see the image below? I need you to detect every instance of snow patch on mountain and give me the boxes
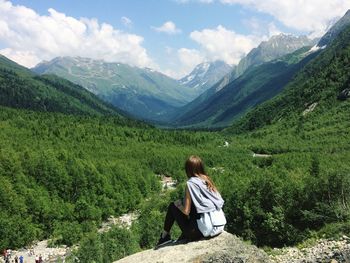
[179,60,233,95]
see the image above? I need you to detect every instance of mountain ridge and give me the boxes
[234,33,317,78]
[33,56,197,121]
[0,55,126,117]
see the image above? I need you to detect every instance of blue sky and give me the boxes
[1,0,350,78]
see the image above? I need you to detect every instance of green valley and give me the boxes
[0,4,350,263]
[1,24,350,254]
[0,86,349,260]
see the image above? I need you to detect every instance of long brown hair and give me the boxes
[185,155,217,192]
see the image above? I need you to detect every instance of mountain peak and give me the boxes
[269,33,293,39]
[260,34,313,49]
[179,60,233,94]
[317,9,350,47]
[234,33,316,77]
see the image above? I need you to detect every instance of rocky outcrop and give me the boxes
[114,231,269,263]
[302,102,318,116]
[114,231,350,263]
[338,88,350,100]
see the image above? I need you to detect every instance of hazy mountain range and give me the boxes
[31,33,316,124]
[33,57,197,121]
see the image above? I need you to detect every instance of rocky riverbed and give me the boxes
[98,212,139,233]
[269,236,350,263]
[0,240,70,263]
[1,212,138,263]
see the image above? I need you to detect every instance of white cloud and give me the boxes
[175,0,350,37]
[155,47,204,79]
[220,0,350,37]
[190,25,262,65]
[0,48,40,67]
[160,25,265,79]
[121,16,132,27]
[243,17,282,37]
[267,22,282,38]
[0,0,155,68]
[152,21,181,34]
[177,48,204,73]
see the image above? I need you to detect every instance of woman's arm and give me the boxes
[175,186,191,216]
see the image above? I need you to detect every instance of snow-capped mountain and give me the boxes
[317,9,350,47]
[179,60,233,95]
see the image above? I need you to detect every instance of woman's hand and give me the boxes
[174,199,182,208]
[173,187,192,216]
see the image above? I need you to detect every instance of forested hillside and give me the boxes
[0,106,222,251]
[0,55,125,117]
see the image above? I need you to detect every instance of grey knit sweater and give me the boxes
[186,176,224,214]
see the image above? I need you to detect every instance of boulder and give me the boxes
[114,231,269,263]
[337,88,350,100]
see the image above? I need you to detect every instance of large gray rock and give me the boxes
[338,88,350,100]
[114,231,269,263]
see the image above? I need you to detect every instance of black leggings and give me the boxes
[163,202,203,241]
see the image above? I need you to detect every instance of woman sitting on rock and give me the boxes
[156,155,225,247]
